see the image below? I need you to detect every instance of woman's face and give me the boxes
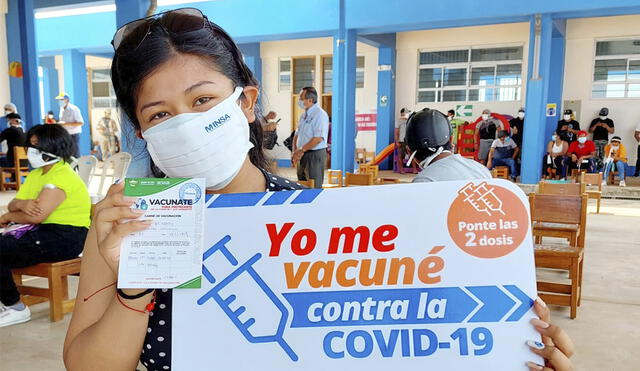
[29,135,38,147]
[135,53,258,134]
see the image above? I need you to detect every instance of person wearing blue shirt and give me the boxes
[292,87,330,188]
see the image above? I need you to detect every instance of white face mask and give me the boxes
[552,135,557,141]
[517,112,525,119]
[600,116,607,120]
[297,100,305,109]
[58,100,66,108]
[142,87,254,190]
[611,144,619,149]
[482,114,489,121]
[578,137,587,144]
[447,116,453,122]
[563,115,571,121]
[27,147,60,168]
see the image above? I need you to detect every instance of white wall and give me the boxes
[395,22,530,119]
[563,15,640,166]
[0,0,11,107]
[260,37,379,162]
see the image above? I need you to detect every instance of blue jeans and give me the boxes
[492,158,518,178]
[603,160,626,181]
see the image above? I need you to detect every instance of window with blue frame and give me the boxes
[592,38,640,98]
[417,46,523,103]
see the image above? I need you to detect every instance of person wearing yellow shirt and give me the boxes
[602,136,628,187]
[0,124,90,327]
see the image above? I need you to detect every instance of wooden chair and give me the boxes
[530,192,586,247]
[529,193,588,319]
[364,151,376,164]
[298,179,315,188]
[378,177,401,185]
[579,172,603,213]
[345,172,374,186]
[491,166,509,179]
[0,146,29,191]
[355,148,367,164]
[570,169,587,182]
[607,170,619,185]
[323,170,343,188]
[12,258,82,322]
[538,181,585,196]
[359,164,379,179]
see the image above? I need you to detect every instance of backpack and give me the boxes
[263,130,278,150]
[283,130,295,152]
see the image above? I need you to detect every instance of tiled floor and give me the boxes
[1,176,639,370]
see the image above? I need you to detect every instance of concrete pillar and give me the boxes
[39,56,59,117]
[521,15,565,184]
[374,35,396,170]
[115,0,151,176]
[239,43,262,84]
[60,49,90,156]
[331,29,357,173]
[6,0,40,128]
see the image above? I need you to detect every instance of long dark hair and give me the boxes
[110,14,268,176]
[25,124,76,164]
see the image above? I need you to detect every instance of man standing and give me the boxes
[557,109,580,143]
[56,93,84,158]
[475,108,504,165]
[509,107,525,149]
[0,113,26,167]
[395,108,411,159]
[589,107,615,169]
[97,109,119,158]
[292,87,329,188]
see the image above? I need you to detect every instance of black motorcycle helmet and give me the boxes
[405,108,452,161]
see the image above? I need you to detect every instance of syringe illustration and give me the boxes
[458,181,506,216]
[197,235,299,362]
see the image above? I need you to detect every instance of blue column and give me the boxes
[374,35,396,170]
[6,0,40,128]
[331,30,357,173]
[39,56,60,116]
[521,15,565,184]
[115,0,151,176]
[60,50,90,156]
[239,43,262,84]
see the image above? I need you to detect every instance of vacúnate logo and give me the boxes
[149,198,193,206]
[447,182,528,259]
[204,113,231,133]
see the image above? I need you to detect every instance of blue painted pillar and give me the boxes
[115,0,150,176]
[375,35,396,170]
[521,15,565,184]
[239,43,262,85]
[61,50,91,156]
[331,30,357,173]
[6,0,40,128]
[39,56,60,116]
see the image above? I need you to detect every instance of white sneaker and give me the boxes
[620,180,626,187]
[0,305,31,328]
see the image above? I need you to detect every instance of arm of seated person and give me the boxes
[1,186,66,225]
[512,146,520,159]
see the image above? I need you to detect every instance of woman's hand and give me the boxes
[526,298,574,371]
[0,213,10,228]
[93,181,153,275]
[21,199,43,217]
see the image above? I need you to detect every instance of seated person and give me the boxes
[487,130,519,181]
[543,131,568,180]
[567,130,596,174]
[602,136,627,187]
[0,124,91,328]
[0,113,27,167]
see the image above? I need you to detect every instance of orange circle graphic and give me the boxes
[447,182,528,259]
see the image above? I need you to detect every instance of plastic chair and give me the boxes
[95,152,132,200]
[75,155,98,186]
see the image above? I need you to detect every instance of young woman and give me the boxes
[543,131,568,180]
[0,124,90,327]
[63,9,573,371]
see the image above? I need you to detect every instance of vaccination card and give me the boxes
[118,178,205,289]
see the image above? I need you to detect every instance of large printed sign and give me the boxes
[173,180,542,370]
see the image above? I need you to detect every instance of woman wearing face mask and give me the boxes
[64,9,304,371]
[602,136,627,187]
[543,131,568,180]
[0,124,90,328]
[567,130,596,174]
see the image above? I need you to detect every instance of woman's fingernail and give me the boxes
[531,318,550,329]
[526,361,544,370]
[114,178,122,185]
[536,296,547,308]
[527,340,546,350]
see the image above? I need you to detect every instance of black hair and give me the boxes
[111,14,269,176]
[301,86,318,104]
[414,142,452,163]
[400,108,409,114]
[447,109,455,116]
[6,113,20,120]
[25,124,75,164]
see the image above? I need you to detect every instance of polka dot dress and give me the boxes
[139,170,304,370]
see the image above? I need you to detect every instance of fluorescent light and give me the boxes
[35,3,116,19]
